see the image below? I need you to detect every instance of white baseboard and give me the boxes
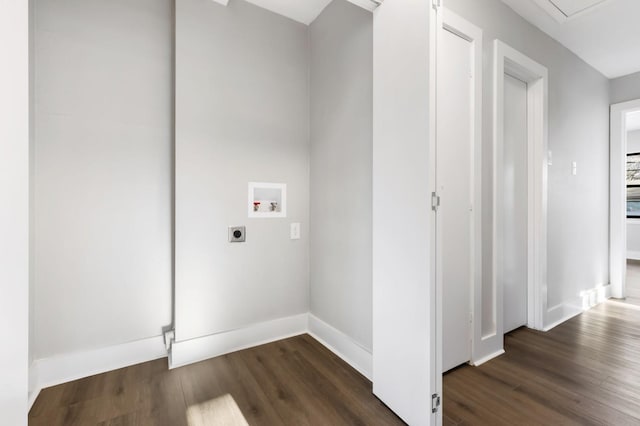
[471,349,505,367]
[30,335,167,406]
[28,312,373,410]
[307,314,372,380]
[28,364,40,411]
[169,313,308,369]
[628,251,640,260]
[543,284,611,331]
[543,303,583,332]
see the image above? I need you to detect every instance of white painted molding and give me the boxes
[170,313,308,368]
[471,349,505,367]
[628,251,640,261]
[543,284,611,331]
[543,303,583,332]
[493,40,549,344]
[28,364,40,411]
[346,0,378,12]
[307,314,372,380]
[30,335,167,407]
[28,313,374,412]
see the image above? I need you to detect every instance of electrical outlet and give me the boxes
[229,226,246,243]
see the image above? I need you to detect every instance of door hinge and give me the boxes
[432,0,441,10]
[164,329,175,351]
[431,192,440,211]
[432,393,441,413]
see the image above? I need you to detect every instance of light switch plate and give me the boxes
[290,223,300,240]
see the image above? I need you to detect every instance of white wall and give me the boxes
[309,0,373,352]
[33,0,173,359]
[611,71,640,105]
[0,0,30,423]
[446,0,610,316]
[175,0,310,343]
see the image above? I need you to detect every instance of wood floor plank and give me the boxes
[31,336,402,426]
[31,299,640,425]
[444,300,640,425]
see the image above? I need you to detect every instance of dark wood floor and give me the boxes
[444,299,640,425]
[29,334,405,425]
[30,299,640,425]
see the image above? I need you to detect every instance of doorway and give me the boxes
[502,73,529,333]
[610,99,640,301]
[437,10,483,373]
[493,40,548,342]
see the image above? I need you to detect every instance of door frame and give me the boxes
[436,9,483,369]
[610,99,640,299]
[493,41,548,348]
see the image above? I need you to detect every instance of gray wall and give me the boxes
[175,0,310,342]
[309,0,373,351]
[33,0,173,358]
[446,0,610,313]
[611,71,640,105]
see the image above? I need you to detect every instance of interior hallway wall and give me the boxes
[309,0,373,351]
[32,0,174,359]
[174,0,310,342]
[446,0,610,326]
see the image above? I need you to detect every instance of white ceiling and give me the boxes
[627,111,640,132]
[219,0,375,25]
[243,0,331,25]
[501,0,640,79]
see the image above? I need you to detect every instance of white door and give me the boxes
[502,73,528,334]
[438,26,473,373]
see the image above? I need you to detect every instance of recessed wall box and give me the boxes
[248,182,287,218]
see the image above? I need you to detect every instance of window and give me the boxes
[627,153,640,218]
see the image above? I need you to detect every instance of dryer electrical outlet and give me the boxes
[228,226,246,243]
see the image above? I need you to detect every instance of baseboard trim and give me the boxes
[29,313,373,407]
[471,349,505,367]
[543,304,583,332]
[307,314,372,380]
[28,365,41,411]
[628,251,640,260]
[169,313,308,369]
[31,335,167,401]
[543,284,611,331]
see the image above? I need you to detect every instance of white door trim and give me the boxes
[430,3,442,425]
[438,8,484,368]
[610,98,640,299]
[493,41,548,347]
